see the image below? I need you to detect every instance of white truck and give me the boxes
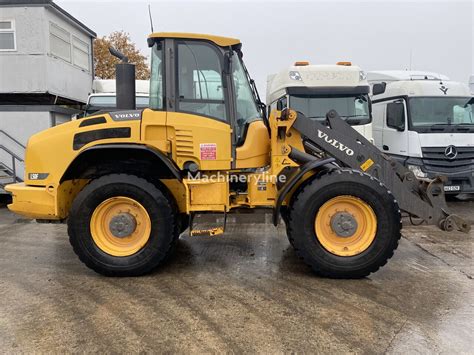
[267,62,373,141]
[81,80,150,117]
[369,71,474,194]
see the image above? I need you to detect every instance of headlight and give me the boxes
[359,71,367,81]
[407,165,427,178]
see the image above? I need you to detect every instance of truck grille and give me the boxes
[422,147,474,174]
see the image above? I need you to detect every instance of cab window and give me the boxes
[150,42,164,110]
[177,41,227,121]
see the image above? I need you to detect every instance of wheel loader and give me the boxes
[5,33,470,278]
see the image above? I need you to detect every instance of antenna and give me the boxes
[409,49,413,70]
[148,4,154,33]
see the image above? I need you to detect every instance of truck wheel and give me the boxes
[68,174,177,276]
[287,169,401,278]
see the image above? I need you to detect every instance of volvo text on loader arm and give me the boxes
[5,33,470,278]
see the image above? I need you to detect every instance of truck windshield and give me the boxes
[409,97,474,127]
[289,94,371,125]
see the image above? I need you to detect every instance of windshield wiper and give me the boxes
[428,123,448,131]
[239,54,266,119]
[454,124,474,131]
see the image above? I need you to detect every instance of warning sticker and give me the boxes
[360,158,374,172]
[200,143,217,160]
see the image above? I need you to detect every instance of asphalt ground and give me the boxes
[0,198,472,353]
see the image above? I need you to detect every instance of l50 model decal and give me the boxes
[317,130,354,156]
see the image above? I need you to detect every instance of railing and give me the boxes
[0,145,24,183]
[0,130,26,149]
[0,130,25,184]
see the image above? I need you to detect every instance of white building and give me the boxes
[0,0,96,191]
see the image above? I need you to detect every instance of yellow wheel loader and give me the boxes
[5,33,470,278]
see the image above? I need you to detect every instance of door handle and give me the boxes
[383,145,389,151]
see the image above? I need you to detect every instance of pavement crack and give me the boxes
[384,318,408,353]
[402,235,473,280]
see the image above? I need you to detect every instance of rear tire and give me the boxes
[68,174,177,276]
[287,169,401,278]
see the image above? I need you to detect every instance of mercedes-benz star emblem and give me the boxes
[444,145,457,159]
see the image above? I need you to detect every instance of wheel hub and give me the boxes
[330,212,358,237]
[109,213,137,238]
[314,195,377,257]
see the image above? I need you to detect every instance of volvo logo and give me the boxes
[444,145,457,159]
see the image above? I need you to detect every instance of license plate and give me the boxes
[444,185,461,192]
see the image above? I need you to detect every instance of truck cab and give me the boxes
[267,62,373,141]
[369,71,474,194]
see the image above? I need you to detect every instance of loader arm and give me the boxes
[290,109,470,233]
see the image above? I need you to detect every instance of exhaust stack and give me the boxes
[109,47,136,110]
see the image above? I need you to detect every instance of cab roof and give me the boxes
[266,64,367,104]
[148,32,240,47]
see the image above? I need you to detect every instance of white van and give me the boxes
[267,62,373,141]
[369,71,474,194]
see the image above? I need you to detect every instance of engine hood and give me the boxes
[24,110,143,186]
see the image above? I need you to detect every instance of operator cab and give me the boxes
[147,33,269,169]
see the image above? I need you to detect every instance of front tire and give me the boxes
[68,174,177,276]
[287,169,401,278]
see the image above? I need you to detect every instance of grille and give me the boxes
[422,147,474,174]
[175,129,194,159]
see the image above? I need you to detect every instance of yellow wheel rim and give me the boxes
[90,196,152,257]
[315,195,377,257]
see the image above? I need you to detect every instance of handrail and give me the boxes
[0,144,24,183]
[0,145,24,162]
[0,130,26,149]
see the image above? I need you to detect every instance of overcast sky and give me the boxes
[57,0,473,96]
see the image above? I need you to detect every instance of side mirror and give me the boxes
[372,82,386,95]
[386,102,405,131]
[276,97,287,111]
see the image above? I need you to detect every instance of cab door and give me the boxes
[166,40,232,171]
[231,53,270,169]
[381,98,409,157]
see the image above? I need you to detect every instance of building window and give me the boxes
[50,22,71,62]
[72,36,90,71]
[0,20,16,51]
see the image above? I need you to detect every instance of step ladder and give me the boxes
[189,212,227,237]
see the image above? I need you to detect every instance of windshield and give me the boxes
[88,95,150,108]
[232,54,262,142]
[409,97,474,127]
[289,94,371,125]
